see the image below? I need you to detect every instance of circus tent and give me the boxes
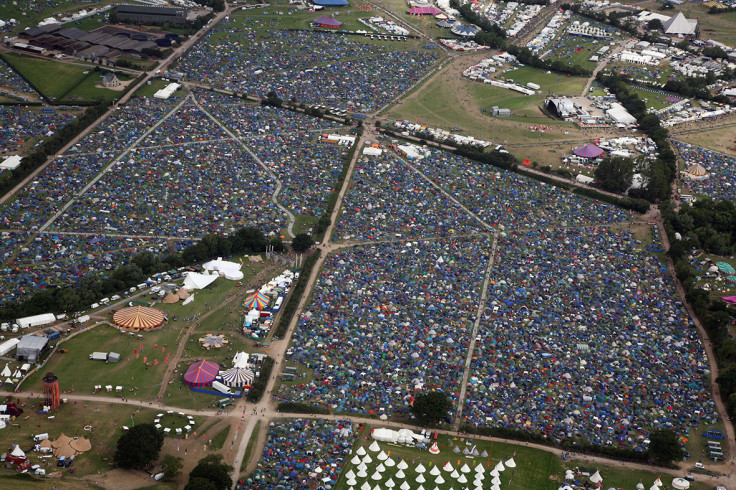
[184,360,220,388]
[113,306,166,331]
[573,143,604,159]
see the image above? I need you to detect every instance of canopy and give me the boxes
[573,144,604,159]
[182,271,218,290]
[723,296,736,304]
[313,0,349,5]
[315,16,342,28]
[202,258,243,280]
[184,360,220,387]
[686,163,707,178]
[717,262,736,274]
[408,6,442,15]
[244,291,269,310]
[201,335,226,349]
[52,434,73,448]
[113,306,165,331]
[220,367,254,388]
[70,437,92,453]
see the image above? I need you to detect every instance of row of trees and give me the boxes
[663,200,736,418]
[0,227,282,322]
[596,73,675,202]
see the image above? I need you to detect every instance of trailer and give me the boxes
[211,380,232,395]
[89,352,108,361]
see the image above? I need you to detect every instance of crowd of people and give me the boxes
[0,105,76,157]
[276,237,492,416]
[175,16,437,112]
[249,418,355,489]
[675,140,736,201]
[462,226,717,447]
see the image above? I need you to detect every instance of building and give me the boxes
[101,73,120,88]
[116,5,188,25]
[16,335,49,363]
[491,106,511,116]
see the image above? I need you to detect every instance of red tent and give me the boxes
[408,6,442,15]
[184,360,219,388]
[522,158,531,166]
[314,16,342,28]
[573,143,604,159]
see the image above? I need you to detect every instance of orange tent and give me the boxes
[522,158,531,166]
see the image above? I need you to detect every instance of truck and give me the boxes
[99,298,110,306]
[89,352,107,361]
[211,380,232,395]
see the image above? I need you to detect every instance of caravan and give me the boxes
[211,381,232,395]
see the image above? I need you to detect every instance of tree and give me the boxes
[647,429,683,464]
[594,156,634,193]
[188,454,233,490]
[411,391,452,426]
[291,233,314,253]
[647,19,664,31]
[115,424,164,469]
[184,477,218,490]
[161,454,184,480]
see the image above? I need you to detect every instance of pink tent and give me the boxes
[723,296,736,304]
[408,6,442,15]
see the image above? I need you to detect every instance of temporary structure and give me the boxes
[243,291,269,310]
[314,16,342,29]
[202,258,243,280]
[200,335,226,350]
[220,367,254,388]
[184,361,219,388]
[113,306,165,331]
[182,271,218,290]
[573,143,604,159]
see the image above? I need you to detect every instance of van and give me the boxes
[33,433,49,442]
[129,287,137,293]
[111,295,121,301]
[1,323,8,332]
[100,298,109,305]
[151,286,161,294]
[695,462,704,469]
[90,303,99,309]
[137,283,147,290]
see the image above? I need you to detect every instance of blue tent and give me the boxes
[313,0,348,5]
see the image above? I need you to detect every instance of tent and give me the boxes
[52,434,73,449]
[314,16,342,28]
[522,158,531,166]
[663,12,697,36]
[717,262,736,274]
[451,24,479,37]
[70,437,92,453]
[182,271,218,290]
[573,144,604,159]
[162,292,179,304]
[723,296,736,304]
[201,335,226,350]
[113,306,165,331]
[220,367,254,388]
[184,360,220,388]
[202,258,243,281]
[408,6,442,15]
[183,271,218,290]
[313,0,349,5]
[243,291,269,310]
[685,163,707,179]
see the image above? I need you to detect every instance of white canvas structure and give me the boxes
[203,257,243,280]
[0,155,22,170]
[154,83,180,99]
[663,12,697,36]
[182,271,218,290]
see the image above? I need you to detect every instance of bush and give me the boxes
[272,249,322,338]
[277,402,331,414]
[247,357,274,402]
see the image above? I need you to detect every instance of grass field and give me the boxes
[1,53,89,100]
[24,323,182,400]
[0,1,117,33]
[0,400,161,476]
[241,420,261,472]
[674,124,736,155]
[208,425,230,450]
[0,53,126,103]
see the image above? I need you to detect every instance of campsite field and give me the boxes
[0,1,117,33]
[0,401,161,476]
[334,428,564,490]
[673,125,736,155]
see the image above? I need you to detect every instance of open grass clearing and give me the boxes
[0,53,89,101]
[0,400,161,477]
[673,124,736,156]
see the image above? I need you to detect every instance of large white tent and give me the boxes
[203,257,244,281]
[182,271,218,290]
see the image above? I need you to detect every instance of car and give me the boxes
[695,462,704,469]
